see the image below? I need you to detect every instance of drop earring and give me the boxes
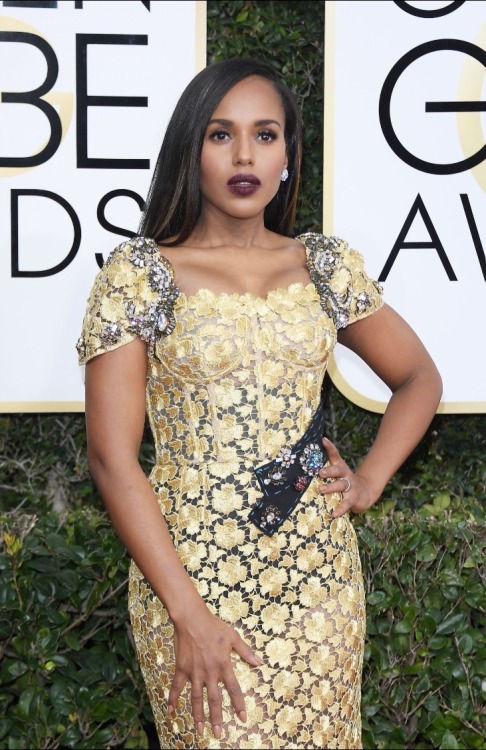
[280,168,289,182]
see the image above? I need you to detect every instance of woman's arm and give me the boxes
[318,303,443,516]
[85,340,261,738]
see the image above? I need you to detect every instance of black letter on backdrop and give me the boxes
[0,32,61,167]
[379,40,486,175]
[76,34,149,169]
[71,1,150,7]
[393,1,465,18]
[95,189,145,267]
[461,194,486,281]
[379,194,457,281]
[3,1,58,7]
[11,190,81,277]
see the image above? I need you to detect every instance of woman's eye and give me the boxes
[209,130,230,142]
[258,130,277,142]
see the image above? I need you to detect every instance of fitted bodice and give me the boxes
[147,282,335,468]
[76,232,383,471]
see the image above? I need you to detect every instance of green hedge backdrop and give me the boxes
[1,2,485,749]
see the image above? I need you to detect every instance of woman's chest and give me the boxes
[151,285,337,382]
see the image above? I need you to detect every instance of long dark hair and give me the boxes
[139,58,302,244]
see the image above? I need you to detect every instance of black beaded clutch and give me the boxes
[249,403,327,536]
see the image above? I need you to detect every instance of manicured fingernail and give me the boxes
[167,704,174,715]
[213,724,221,738]
[238,710,247,722]
[197,721,204,735]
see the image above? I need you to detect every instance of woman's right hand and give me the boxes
[168,608,263,739]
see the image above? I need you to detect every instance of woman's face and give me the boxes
[199,76,288,222]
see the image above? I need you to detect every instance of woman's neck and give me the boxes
[187,211,275,251]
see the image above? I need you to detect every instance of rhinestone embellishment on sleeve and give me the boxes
[301,234,352,329]
[298,232,383,330]
[99,322,123,347]
[123,236,180,350]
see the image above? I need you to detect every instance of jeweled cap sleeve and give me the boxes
[76,236,179,365]
[298,232,384,329]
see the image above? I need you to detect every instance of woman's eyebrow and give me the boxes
[207,118,283,128]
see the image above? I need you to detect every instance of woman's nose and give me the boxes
[232,136,254,166]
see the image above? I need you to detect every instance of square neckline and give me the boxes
[158,235,314,303]
[176,281,316,305]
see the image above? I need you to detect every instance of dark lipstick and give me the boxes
[227,173,261,196]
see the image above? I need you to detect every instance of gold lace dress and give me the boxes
[77,233,383,750]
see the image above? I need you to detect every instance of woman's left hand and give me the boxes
[317,437,377,518]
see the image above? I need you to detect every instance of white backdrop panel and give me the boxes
[0,0,206,411]
[324,0,486,413]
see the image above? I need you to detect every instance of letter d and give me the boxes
[11,190,81,277]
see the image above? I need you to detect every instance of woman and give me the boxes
[77,58,442,749]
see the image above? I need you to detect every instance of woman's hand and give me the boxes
[317,437,378,518]
[168,608,263,739]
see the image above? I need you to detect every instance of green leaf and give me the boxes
[436,613,467,635]
[26,557,57,573]
[416,543,438,562]
[440,730,460,749]
[418,614,437,637]
[450,659,467,681]
[63,632,82,652]
[457,634,474,654]
[0,719,12,741]
[389,682,406,705]
[7,661,29,678]
[391,634,410,655]
[423,693,439,711]
[84,579,111,612]
[58,569,79,594]
[38,628,61,656]
[90,727,115,745]
[17,688,35,720]
[8,736,27,750]
[124,725,149,750]
[91,699,112,721]
[415,673,431,693]
[34,577,56,599]
[357,527,377,548]
[441,585,461,602]
[367,590,387,606]
[394,619,413,634]
[440,569,464,587]
[429,635,449,650]
[101,653,120,683]
[464,582,484,608]
[433,493,451,510]
[405,529,423,550]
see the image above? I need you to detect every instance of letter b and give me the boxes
[0,31,62,167]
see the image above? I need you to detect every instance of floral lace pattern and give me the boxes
[77,233,383,749]
[76,236,179,362]
[301,233,383,329]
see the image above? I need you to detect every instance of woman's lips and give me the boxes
[227,173,261,196]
